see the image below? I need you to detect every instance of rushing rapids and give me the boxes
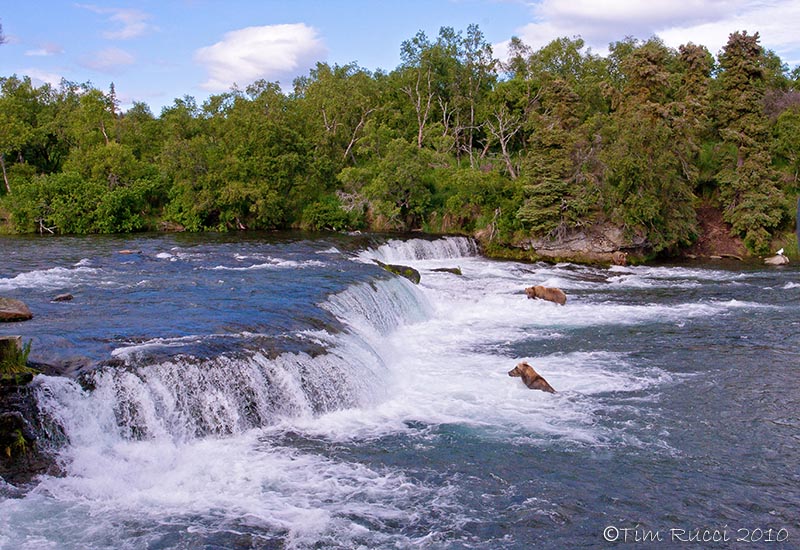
[0,233,798,549]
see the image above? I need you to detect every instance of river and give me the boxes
[0,232,798,549]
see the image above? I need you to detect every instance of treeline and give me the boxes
[1,27,799,255]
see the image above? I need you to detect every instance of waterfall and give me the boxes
[360,236,479,263]
[33,276,431,446]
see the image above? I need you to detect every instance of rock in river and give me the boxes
[0,298,33,322]
[373,260,421,285]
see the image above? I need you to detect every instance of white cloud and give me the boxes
[658,1,800,63]
[23,68,63,87]
[501,0,800,63]
[76,4,156,39]
[81,47,136,72]
[24,43,64,57]
[195,23,326,92]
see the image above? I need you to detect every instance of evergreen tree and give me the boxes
[600,39,697,253]
[713,31,785,253]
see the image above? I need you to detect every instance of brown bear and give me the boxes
[611,250,628,266]
[508,362,556,393]
[524,285,567,305]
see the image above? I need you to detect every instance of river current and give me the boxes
[0,232,798,549]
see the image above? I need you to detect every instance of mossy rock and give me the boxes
[373,260,421,284]
[0,412,34,460]
[431,267,462,275]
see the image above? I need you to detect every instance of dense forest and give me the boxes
[1,26,799,259]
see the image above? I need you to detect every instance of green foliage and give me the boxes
[0,25,797,258]
[713,31,787,253]
[516,177,571,234]
[0,340,32,375]
[434,167,514,232]
[340,138,435,230]
[773,106,800,194]
[5,429,27,458]
[594,38,701,253]
[301,195,362,231]
[517,77,601,238]
[3,171,162,234]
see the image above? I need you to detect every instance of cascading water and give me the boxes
[358,235,479,263]
[34,274,433,447]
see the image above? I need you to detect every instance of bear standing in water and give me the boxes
[508,362,556,393]
[525,285,567,305]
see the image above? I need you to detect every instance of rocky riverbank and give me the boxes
[0,371,63,491]
[0,334,65,493]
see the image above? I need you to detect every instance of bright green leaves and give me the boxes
[339,138,434,230]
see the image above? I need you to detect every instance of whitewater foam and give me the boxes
[2,429,450,549]
[206,258,325,271]
[0,266,101,292]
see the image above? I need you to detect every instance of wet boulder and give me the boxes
[0,298,32,322]
[430,267,462,276]
[374,260,421,285]
[508,362,556,393]
[158,220,186,232]
[52,293,74,302]
[0,375,62,487]
[525,285,567,305]
[764,254,789,265]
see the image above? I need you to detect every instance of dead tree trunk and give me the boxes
[0,154,10,194]
[485,108,522,180]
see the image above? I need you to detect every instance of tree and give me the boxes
[339,138,434,230]
[482,82,525,179]
[517,78,598,236]
[677,43,714,189]
[0,77,42,194]
[294,62,380,166]
[118,101,162,163]
[773,106,800,190]
[442,25,496,166]
[514,37,608,237]
[63,86,116,151]
[599,38,698,253]
[713,31,785,252]
[398,31,437,149]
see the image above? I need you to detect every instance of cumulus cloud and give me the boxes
[500,0,800,63]
[76,4,156,39]
[81,47,136,72]
[23,68,64,87]
[25,42,64,57]
[658,1,800,63]
[195,23,326,92]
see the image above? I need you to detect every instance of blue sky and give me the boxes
[2,1,800,114]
